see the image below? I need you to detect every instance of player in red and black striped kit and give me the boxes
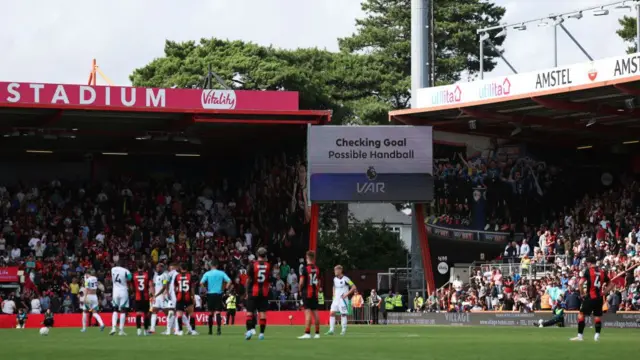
[244,247,271,340]
[133,261,152,336]
[174,263,197,335]
[571,256,614,342]
[298,251,321,339]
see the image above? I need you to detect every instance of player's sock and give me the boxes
[578,320,585,335]
[111,312,118,331]
[190,316,196,331]
[595,318,602,334]
[144,313,150,330]
[136,315,141,329]
[151,313,157,331]
[216,313,222,332]
[315,323,320,334]
[177,316,183,332]
[329,316,336,332]
[93,313,105,326]
[208,314,213,333]
[246,313,254,331]
[182,315,192,332]
[259,318,266,334]
[82,312,88,330]
[305,325,310,334]
[119,313,126,331]
[167,311,175,333]
[341,315,347,332]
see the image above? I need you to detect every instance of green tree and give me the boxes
[616,16,638,53]
[316,219,407,271]
[339,0,506,112]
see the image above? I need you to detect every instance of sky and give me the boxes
[0,0,634,86]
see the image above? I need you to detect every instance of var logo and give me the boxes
[357,182,385,194]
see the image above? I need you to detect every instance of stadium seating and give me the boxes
[0,151,309,314]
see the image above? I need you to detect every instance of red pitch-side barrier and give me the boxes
[0,311,331,329]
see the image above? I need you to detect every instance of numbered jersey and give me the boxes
[111,266,131,292]
[582,267,608,300]
[153,272,168,294]
[248,260,271,297]
[85,276,99,291]
[134,271,150,301]
[333,276,354,300]
[175,272,192,302]
[301,264,320,299]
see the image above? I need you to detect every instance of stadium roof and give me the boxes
[390,52,640,148]
[0,82,331,155]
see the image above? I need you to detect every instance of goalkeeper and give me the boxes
[536,303,565,328]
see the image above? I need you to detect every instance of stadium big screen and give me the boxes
[307,125,433,202]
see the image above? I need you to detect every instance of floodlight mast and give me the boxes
[477,0,640,79]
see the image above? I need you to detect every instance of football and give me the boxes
[39,327,49,336]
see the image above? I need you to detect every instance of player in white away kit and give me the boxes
[110,259,132,336]
[164,263,179,335]
[81,269,105,332]
[150,263,168,334]
[327,265,356,336]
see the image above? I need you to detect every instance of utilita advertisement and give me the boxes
[307,125,434,202]
[416,51,640,109]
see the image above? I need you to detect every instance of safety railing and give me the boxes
[468,255,568,283]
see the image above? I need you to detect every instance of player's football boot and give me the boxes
[570,335,584,341]
[245,330,253,340]
[313,334,320,339]
[594,334,600,342]
[189,330,199,336]
[109,329,117,336]
[176,331,184,336]
[137,329,142,336]
[340,330,346,336]
[80,329,87,333]
[298,334,311,339]
[325,330,334,335]
[118,331,127,336]
[258,333,264,340]
[100,325,105,332]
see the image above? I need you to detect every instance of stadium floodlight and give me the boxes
[586,118,597,127]
[102,152,128,156]
[554,17,565,26]
[26,150,53,154]
[593,7,609,16]
[175,153,200,157]
[495,28,507,38]
[510,127,522,136]
[479,32,490,41]
[623,140,640,144]
[568,11,583,19]
[577,145,593,150]
[513,23,527,31]
[615,2,632,11]
[538,20,549,27]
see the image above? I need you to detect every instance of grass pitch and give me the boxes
[2,325,639,360]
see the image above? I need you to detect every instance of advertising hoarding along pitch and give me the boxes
[308,125,433,202]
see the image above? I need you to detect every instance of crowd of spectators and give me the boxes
[0,150,311,314]
[428,179,640,313]
[432,149,564,233]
